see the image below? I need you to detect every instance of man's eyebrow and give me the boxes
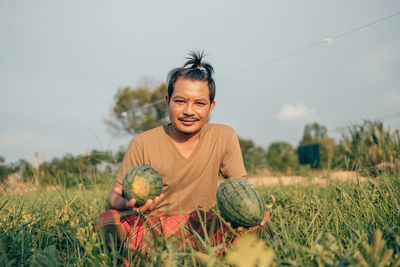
[172,96,186,100]
[172,96,208,102]
[195,98,208,102]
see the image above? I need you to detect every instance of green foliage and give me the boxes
[299,122,339,169]
[238,137,267,175]
[37,149,123,186]
[338,120,400,175]
[104,83,168,136]
[0,156,12,182]
[1,173,399,266]
[0,159,34,182]
[266,142,298,173]
[263,173,400,266]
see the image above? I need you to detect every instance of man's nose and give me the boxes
[183,102,194,115]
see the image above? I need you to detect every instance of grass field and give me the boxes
[1,173,399,266]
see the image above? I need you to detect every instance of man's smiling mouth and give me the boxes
[178,118,199,122]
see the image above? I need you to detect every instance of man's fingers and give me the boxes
[225,221,245,233]
[237,226,245,232]
[113,186,123,195]
[263,211,270,221]
[126,199,136,209]
[155,194,164,204]
[137,199,153,213]
[259,211,270,226]
[149,198,158,210]
[144,194,163,211]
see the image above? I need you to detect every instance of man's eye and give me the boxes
[175,100,185,103]
[196,102,206,106]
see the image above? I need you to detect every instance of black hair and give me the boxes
[167,51,216,104]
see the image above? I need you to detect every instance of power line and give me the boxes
[332,10,400,40]
[220,40,327,81]
[121,10,400,114]
[221,10,400,81]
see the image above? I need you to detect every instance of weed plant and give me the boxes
[0,172,399,266]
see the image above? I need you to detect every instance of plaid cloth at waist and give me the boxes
[94,209,272,254]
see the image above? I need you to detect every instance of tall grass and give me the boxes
[1,172,399,266]
[339,120,400,175]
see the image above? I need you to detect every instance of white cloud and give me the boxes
[276,103,319,121]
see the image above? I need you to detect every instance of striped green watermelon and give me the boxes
[216,178,266,228]
[122,165,163,206]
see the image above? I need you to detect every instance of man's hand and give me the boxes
[260,210,270,227]
[227,210,270,233]
[108,182,164,213]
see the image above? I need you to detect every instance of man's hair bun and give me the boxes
[183,51,214,80]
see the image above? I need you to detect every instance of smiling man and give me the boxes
[95,52,269,254]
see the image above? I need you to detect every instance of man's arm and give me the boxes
[220,127,247,179]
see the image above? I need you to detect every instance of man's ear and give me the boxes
[210,100,215,112]
[164,95,169,109]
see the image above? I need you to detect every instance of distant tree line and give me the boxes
[0,149,125,186]
[2,83,399,184]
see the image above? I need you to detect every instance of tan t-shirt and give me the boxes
[116,123,247,216]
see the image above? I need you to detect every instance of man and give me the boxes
[95,51,270,254]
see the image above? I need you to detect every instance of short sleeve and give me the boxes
[219,130,247,178]
[115,138,144,184]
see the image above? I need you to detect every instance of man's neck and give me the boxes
[168,124,202,144]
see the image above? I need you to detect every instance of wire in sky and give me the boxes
[221,10,400,81]
[332,10,400,40]
[220,40,327,81]
[121,10,400,115]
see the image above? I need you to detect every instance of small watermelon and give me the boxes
[122,165,163,206]
[216,178,266,228]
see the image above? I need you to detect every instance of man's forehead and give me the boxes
[173,79,210,98]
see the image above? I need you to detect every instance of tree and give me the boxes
[238,137,267,174]
[299,122,338,169]
[104,83,168,136]
[266,142,298,173]
[12,159,34,182]
[0,156,12,181]
[300,122,328,145]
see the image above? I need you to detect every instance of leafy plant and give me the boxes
[338,120,400,175]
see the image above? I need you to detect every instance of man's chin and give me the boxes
[177,126,200,136]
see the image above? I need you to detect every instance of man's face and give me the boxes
[165,78,215,136]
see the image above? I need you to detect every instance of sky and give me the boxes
[1,1,399,164]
